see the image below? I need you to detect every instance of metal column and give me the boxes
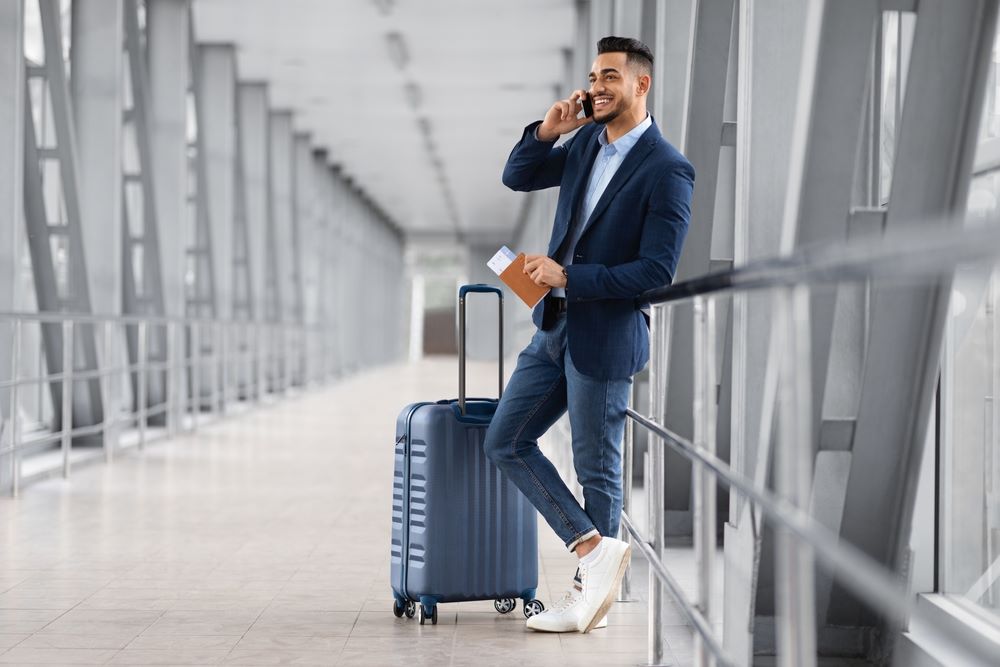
[0,0,25,492]
[70,0,124,441]
[121,0,169,423]
[662,0,738,536]
[23,0,104,434]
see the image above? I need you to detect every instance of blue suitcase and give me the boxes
[390,285,544,625]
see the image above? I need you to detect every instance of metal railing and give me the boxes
[617,219,1000,667]
[0,312,336,496]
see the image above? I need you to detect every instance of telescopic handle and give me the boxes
[458,284,504,415]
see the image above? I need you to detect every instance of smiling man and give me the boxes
[485,36,695,633]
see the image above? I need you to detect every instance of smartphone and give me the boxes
[581,92,594,118]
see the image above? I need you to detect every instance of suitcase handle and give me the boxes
[458,284,504,416]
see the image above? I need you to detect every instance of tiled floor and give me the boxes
[1,359,681,666]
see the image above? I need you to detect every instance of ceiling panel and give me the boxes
[193,0,577,240]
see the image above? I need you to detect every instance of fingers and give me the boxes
[559,100,576,122]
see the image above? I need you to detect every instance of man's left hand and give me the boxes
[523,254,567,288]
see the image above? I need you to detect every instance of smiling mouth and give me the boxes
[593,95,613,110]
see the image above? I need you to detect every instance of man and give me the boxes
[484,36,694,634]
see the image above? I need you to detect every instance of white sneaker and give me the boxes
[575,537,631,633]
[526,571,608,632]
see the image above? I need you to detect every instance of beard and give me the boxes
[593,97,627,125]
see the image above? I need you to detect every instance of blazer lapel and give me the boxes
[550,130,603,255]
[578,123,662,238]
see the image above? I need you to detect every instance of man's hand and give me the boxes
[524,254,567,289]
[536,90,594,142]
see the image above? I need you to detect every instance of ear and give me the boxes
[635,74,651,97]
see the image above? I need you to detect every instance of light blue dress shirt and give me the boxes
[551,113,653,298]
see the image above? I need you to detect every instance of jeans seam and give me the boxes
[510,374,579,537]
[599,378,612,539]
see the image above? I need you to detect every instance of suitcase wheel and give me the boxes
[418,603,438,625]
[392,599,405,618]
[523,599,545,618]
[494,598,517,614]
[404,600,416,619]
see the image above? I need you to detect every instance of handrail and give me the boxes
[639,215,1000,306]
[621,217,1000,666]
[0,310,322,328]
[621,510,738,667]
[1,313,330,495]
[626,408,911,624]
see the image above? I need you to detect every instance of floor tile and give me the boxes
[0,646,118,664]
[106,649,230,665]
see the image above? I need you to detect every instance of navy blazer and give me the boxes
[502,119,694,380]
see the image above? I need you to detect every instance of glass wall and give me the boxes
[941,32,1000,621]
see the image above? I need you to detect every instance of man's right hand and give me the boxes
[536,90,593,142]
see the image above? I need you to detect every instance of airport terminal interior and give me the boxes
[2,0,1000,665]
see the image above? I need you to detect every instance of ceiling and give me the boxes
[192,0,578,242]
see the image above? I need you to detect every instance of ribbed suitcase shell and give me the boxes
[391,398,538,609]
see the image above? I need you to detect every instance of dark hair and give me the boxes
[597,36,653,76]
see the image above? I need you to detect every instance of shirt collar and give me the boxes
[597,112,652,155]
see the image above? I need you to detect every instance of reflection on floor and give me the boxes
[0,358,868,666]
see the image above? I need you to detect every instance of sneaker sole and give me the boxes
[580,544,631,634]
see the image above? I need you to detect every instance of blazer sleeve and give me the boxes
[502,121,578,192]
[564,160,694,301]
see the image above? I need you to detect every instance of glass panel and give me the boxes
[980,28,1000,141]
[943,171,1000,619]
[880,12,915,203]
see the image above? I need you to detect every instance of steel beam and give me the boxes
[26,0,104,433]
[122,0,168,420]
[663,0,737,535]
[655,0,696,143]
[725,3,811,653]
[196,44,236,321]
[70,0,123,319]
[0,0,25,491]
[294,133,314,327]
[268,110,295,325]
[147,0,190,318]
[70,0,124,434]
[237,82,270,325]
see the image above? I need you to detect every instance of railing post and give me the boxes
[648,304,668,666]
[166,321,177,439]
[210,322,220,418]
[137,320,147,450]
[220,322,229,415]
[255,323,264,403]
[102,319,115,462]
[191,321,200,433]
[618,374,636,603]
[775,285,817,667]
[8,319,22,496]
[693,296,718,667]
[61,319,74,478]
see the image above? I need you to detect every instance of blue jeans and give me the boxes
[484,314,631,551]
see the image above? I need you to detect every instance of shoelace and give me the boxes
[550,589,582,612]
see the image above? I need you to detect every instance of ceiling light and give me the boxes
[385,32,409,70]
[404,82,422,109]
[372,0,395,16]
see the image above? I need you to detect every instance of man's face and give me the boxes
[588,52,644,125]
